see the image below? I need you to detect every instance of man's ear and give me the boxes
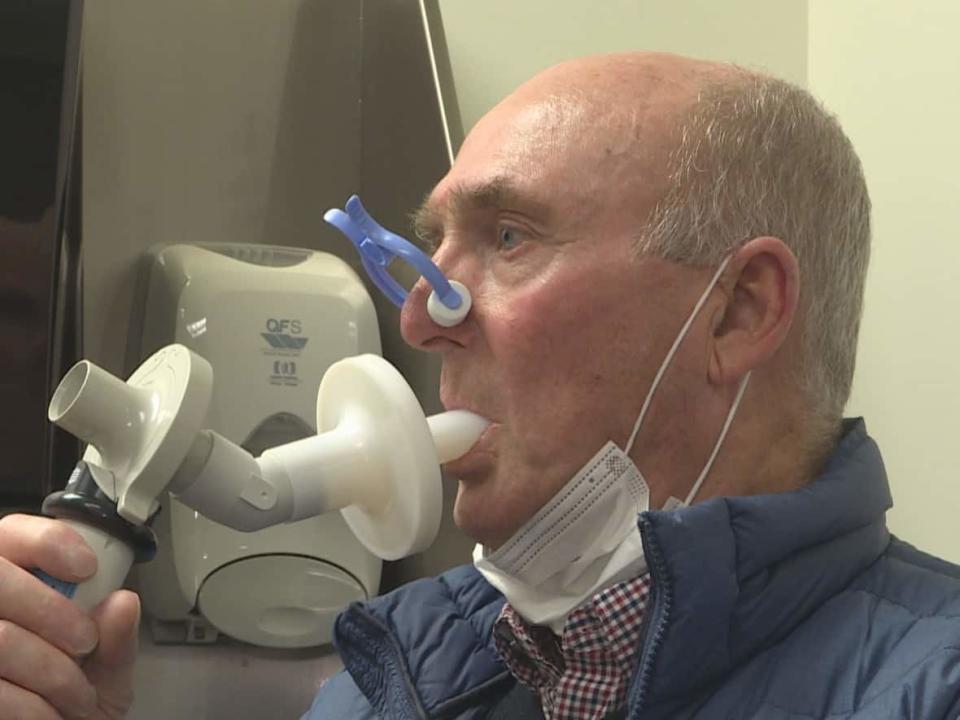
[709,237,799,384]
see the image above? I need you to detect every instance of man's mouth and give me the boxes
[442,421,499,479]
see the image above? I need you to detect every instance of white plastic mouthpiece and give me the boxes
[427,410,490,464]
[427,280,472,327]
[48,361,150,472]
[47,345,213,523]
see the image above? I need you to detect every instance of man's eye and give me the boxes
[497,225,526,251]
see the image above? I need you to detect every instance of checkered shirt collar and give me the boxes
[493,574,652,720]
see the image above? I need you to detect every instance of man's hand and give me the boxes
[0,514,139,719]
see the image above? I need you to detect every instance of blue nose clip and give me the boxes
[323,195,470,326]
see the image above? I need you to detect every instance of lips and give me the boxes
[438,383,501,476]
[442,421,499,479]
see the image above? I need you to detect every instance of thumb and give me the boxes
[83,590,140,719]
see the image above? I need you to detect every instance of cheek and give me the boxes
[487,290,586,390]
[485,287,638,460]
[493,274,637,383]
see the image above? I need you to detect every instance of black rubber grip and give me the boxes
[42,461,158,564]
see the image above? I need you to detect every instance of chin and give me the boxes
[451,481,514,549]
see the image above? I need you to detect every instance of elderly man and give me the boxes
[2,51,959,719]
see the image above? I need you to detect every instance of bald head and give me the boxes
[452,53,738,237]
[508,51,733,106]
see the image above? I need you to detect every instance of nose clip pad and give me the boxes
[323,195,471,326]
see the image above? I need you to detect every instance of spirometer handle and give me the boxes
[31,461,157,612]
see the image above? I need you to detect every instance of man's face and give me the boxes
[400,93,699,549]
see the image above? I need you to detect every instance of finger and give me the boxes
[0,620,97,718]
[0,514,97,582]
[83,591,139,718]
[0,557,98,658]
[0,677,62,720]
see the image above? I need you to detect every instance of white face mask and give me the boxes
[474,257,751,630]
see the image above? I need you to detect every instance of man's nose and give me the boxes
[399,247,474,352]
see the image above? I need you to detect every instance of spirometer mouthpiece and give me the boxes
[428,409,489,464]
[48,361,150,471]
[324,195,473,327]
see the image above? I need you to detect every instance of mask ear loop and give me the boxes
[621,255,751,507]
[683,371,750,506]
[624,257,733,456]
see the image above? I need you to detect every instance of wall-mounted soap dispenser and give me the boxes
[132,243,382,648]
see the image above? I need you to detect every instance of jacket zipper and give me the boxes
[630,515,673,715]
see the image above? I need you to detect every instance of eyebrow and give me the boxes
[410,177,549,250]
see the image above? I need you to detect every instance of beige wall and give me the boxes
[809,1,960,563]
[438,0,808,132]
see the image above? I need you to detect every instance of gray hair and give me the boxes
[637,71,872,422]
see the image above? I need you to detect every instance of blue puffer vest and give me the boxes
[302,420,960,719]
